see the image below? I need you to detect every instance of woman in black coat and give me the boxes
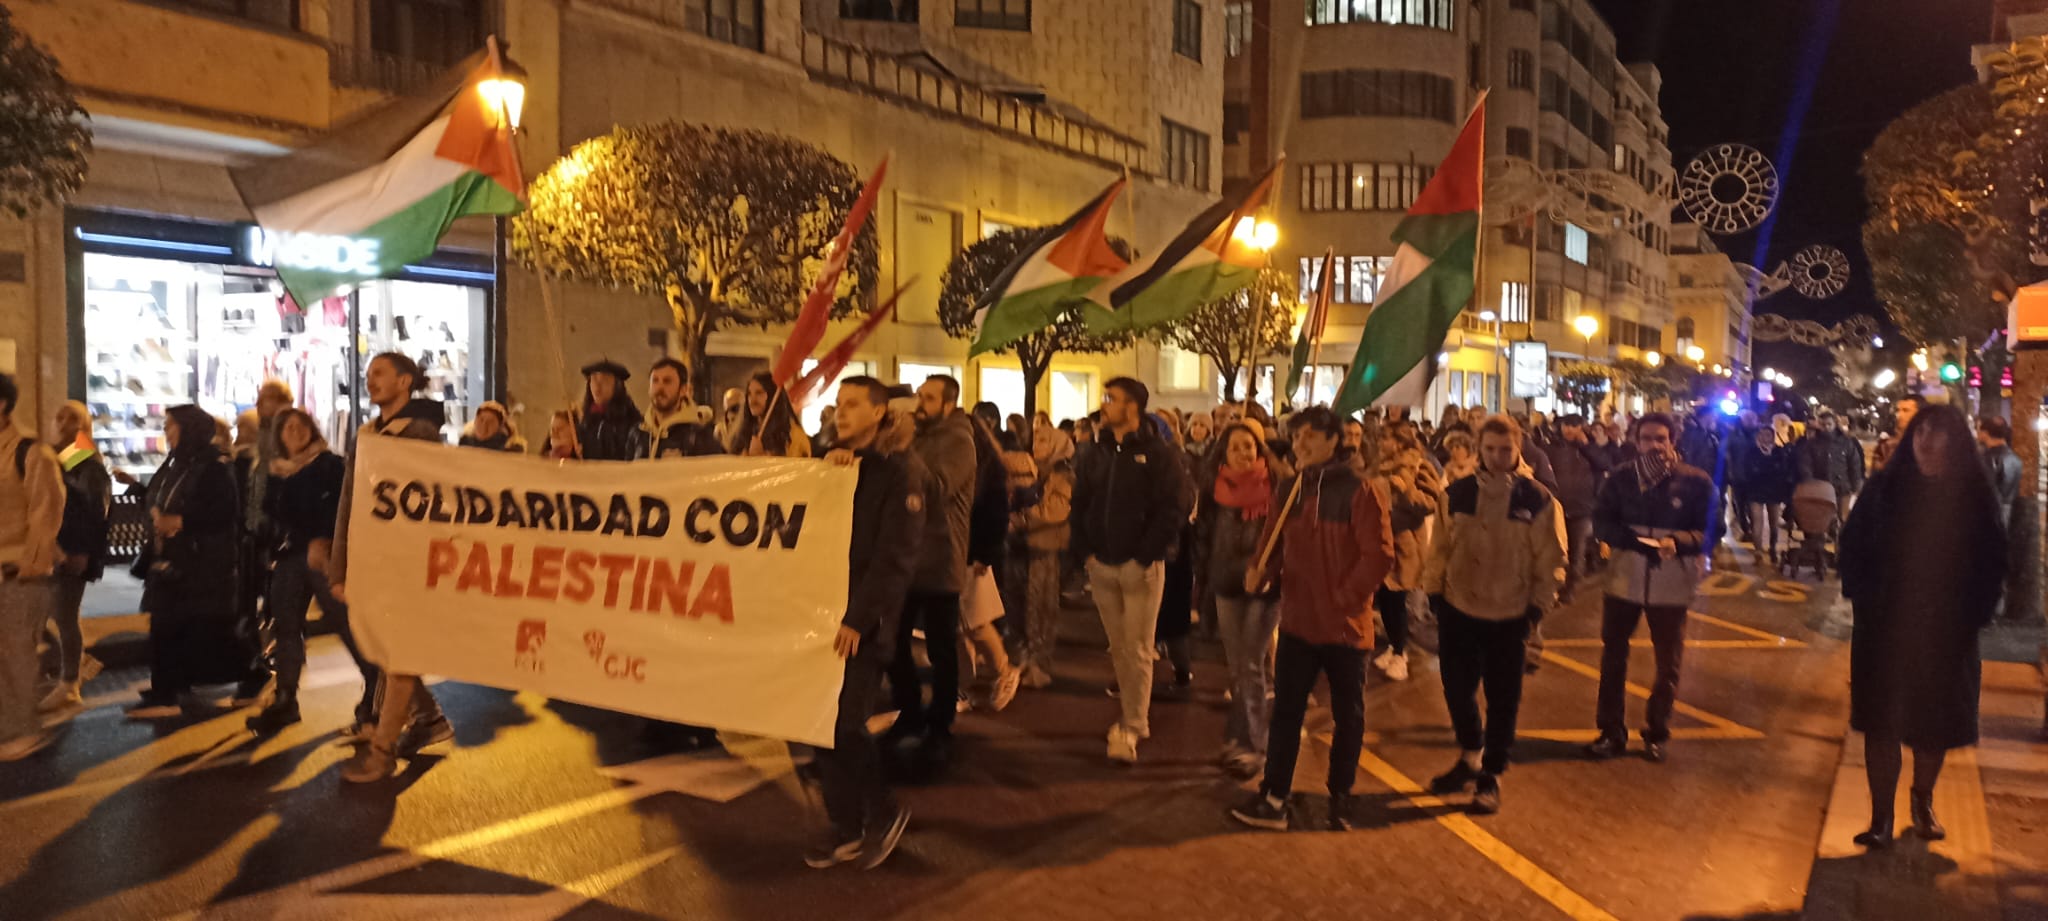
[127,405,246,719]
[1837,404,2007,848]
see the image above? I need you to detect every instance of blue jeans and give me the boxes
[1215,594,1277,754]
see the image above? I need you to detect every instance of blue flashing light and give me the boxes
[1719,398,1742,416]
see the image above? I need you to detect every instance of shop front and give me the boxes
[68,209,496,481]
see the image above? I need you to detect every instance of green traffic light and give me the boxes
[1940,363,1962,382]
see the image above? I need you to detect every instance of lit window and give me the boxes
[1564,223,1589,265]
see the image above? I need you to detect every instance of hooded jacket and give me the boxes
[1422,468,1567,622]
[1258,459,1395,648]
[911,410,978,593]
[329,398,446,584]
[635,403,724,459]
[459,401,528,452]
[1594,458,1716,607]
[845,407,929,659]
[1071,423,1192,567]
[0,423,65,580]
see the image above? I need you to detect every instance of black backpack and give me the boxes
[15,438,110,575]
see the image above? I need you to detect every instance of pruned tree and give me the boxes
[513,122,878,398]
[937,227,1133,435]
[1151,266,1298,402]
[0,6,90,217]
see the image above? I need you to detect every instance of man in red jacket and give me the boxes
[1231,407,1394,832]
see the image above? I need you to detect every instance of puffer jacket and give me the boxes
[1369,447,1438,591]
[1595,460,1716,607]
[845,407,928,659]
[635,404,724,459]
[329,398,445,585]
[1422,470,1567,622]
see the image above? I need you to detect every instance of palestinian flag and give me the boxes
[1334,96,1486,415]
[1283,247,1335,405]
[57,433,96,473]
[1084,161,1282,335]
[969,178,1128,357]
[230,44,524,307]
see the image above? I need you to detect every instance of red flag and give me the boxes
[790,279,914,409]
[772,155,889,388]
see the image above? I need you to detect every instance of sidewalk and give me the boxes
[1804,659,2048,921]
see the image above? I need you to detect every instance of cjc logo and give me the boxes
[514,619,547,673]
[582,629,647,683]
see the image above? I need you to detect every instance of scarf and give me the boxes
[1635,449,1673,492]
[1213,461,1273,521]
[268,437,331,478]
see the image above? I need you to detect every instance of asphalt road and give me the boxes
[0,553,1852,921]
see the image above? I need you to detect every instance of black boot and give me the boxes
[1909,790,1945,841]
[1853,813,1894,850]
[247,693,300,735]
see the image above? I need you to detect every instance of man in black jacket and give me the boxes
[883,375,977,769]
[1071,377,1192,764]
[807,376,922,871]
[1800,412,1865,523]
[576,359,644,461]
[1539,415,1611,604]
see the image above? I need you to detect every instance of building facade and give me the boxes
[1,0,1229,459]
[1665,222,1752,378]
[1223,0,1673,417]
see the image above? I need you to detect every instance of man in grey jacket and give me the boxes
[332,353,454,783]
[883,374,978,772]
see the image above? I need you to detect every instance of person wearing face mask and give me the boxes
[1420,416,1566,815]
[1230,409,1393,832]
[1838,404,2007,849]
[1584,413,1716,765]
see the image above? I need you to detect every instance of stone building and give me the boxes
[0,0,1226,468]
[1665,222,1753,381]
[1223,0,1673,418]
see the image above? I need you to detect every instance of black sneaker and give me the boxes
[231,676,271,708]
[1229,793,1289,831]
[803,831,863,869]
[396,713,454,756]
[1471,774,1501,815]
[858,804,911,870]
[246,698,301,736]
[1583,736,1627,760]
[1429,760,1483,794]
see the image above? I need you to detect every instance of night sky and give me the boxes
[1589,0,1997,381]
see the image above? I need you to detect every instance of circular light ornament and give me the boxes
[1679,144,1780,235]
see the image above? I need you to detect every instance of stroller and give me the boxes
[1785,479,1838,580]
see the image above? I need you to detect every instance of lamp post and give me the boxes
[1480,309,1504,412]
[1573,314,1601,415]
[479,38,527,405]
[1232,217,1280,411]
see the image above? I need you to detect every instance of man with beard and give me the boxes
[636,358,723,460]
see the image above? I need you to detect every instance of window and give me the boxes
[1174,0,1203,60]
[1562,289,1584,327]
[800,360,874,432]
[1507,49,1534,89]
[1676,317,1696,340]
[1540,0,1562,39]
[1226,2,1252,56]
[1564,223,1589,265]
[840,0,918,22]
[1162,120,1211,190]
[1469,44,1482,87]
[979,367,1027,420]
[1299,70,1457,123]
[1500,281,1530,323]
[369,0,485,65]
[957,0,1030,30]
[1505,127,1533,159]
[1533,284,1559,321]
[1305,0,1454,30]
[704,0,763,49]
[1539,69,1565,113]
[1297,162,1434,212]
[900,362,961,389]
[1569,90,1590,135]
[1223,102,1250,144]
[1300,255,1395,304]
[1639,328,1662,352]
[1159,346,1205,391]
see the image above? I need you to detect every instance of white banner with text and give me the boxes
[345,438,854,746]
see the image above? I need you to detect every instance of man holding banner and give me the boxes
[808,376,925,870]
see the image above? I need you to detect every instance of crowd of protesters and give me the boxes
[0,360,2038,863]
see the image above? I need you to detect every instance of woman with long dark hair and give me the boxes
[126,405,247,719]
[730,371,812,458]
[1838,404,2007,848]
[1201,421,1282,777]
[247,409,353,735]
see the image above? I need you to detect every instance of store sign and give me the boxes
[1510,341,1549,398]
[245,226,381,276]
[2011,285,2048,349]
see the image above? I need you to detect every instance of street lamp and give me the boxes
[1872,368,1898,389]
[1644,351,1663,368]
[1478,310,1504,411]
[478,77,527,131]
[1685,345,1706,363]
[1573,314,1599,355]
[1235,217,1280,252]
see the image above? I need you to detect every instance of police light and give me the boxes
[1719,398,1742,416]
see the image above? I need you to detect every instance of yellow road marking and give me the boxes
[1520,727,1767,743]
[1543,638,1807,650]
[1355,749,1621,921]
[1685,609,1798,642]
[1537,650,1766,739]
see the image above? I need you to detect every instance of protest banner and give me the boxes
[343,438,855,746]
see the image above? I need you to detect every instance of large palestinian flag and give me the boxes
[1334,97,1486,415]
[231,47,524,307]
[1084,161,1281,336]
[969,178,1128,357]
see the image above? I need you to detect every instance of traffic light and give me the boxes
[1940,362,1963,383]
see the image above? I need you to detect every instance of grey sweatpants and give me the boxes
[0,579,58,743]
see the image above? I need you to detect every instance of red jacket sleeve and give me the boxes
[1339,480,1396,614]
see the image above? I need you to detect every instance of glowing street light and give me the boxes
[1573,315,1600,340]
[1644,351,1663,368]
[1911,350,1930,372]
[1234,217,1280,252]
[1872,368,1897,389]
[1761,367,1777,380]
[478,76,527,131]
[1685,345,1706,363]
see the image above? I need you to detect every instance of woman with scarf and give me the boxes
[248,409,351,735]
[730,371,812,458]
[1368,420,1441,682]
[1839,405,2007,848]
[126,405,247,720]
[1012,427,1074,687]
[1203,421,1284,776]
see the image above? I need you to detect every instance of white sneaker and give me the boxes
[991,667,1021,712]
[1384,653,1410,682]
[1106,724,1139,764]
[1372,648,1397,673]
[0,731,55,762]
[38,681,82,712]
